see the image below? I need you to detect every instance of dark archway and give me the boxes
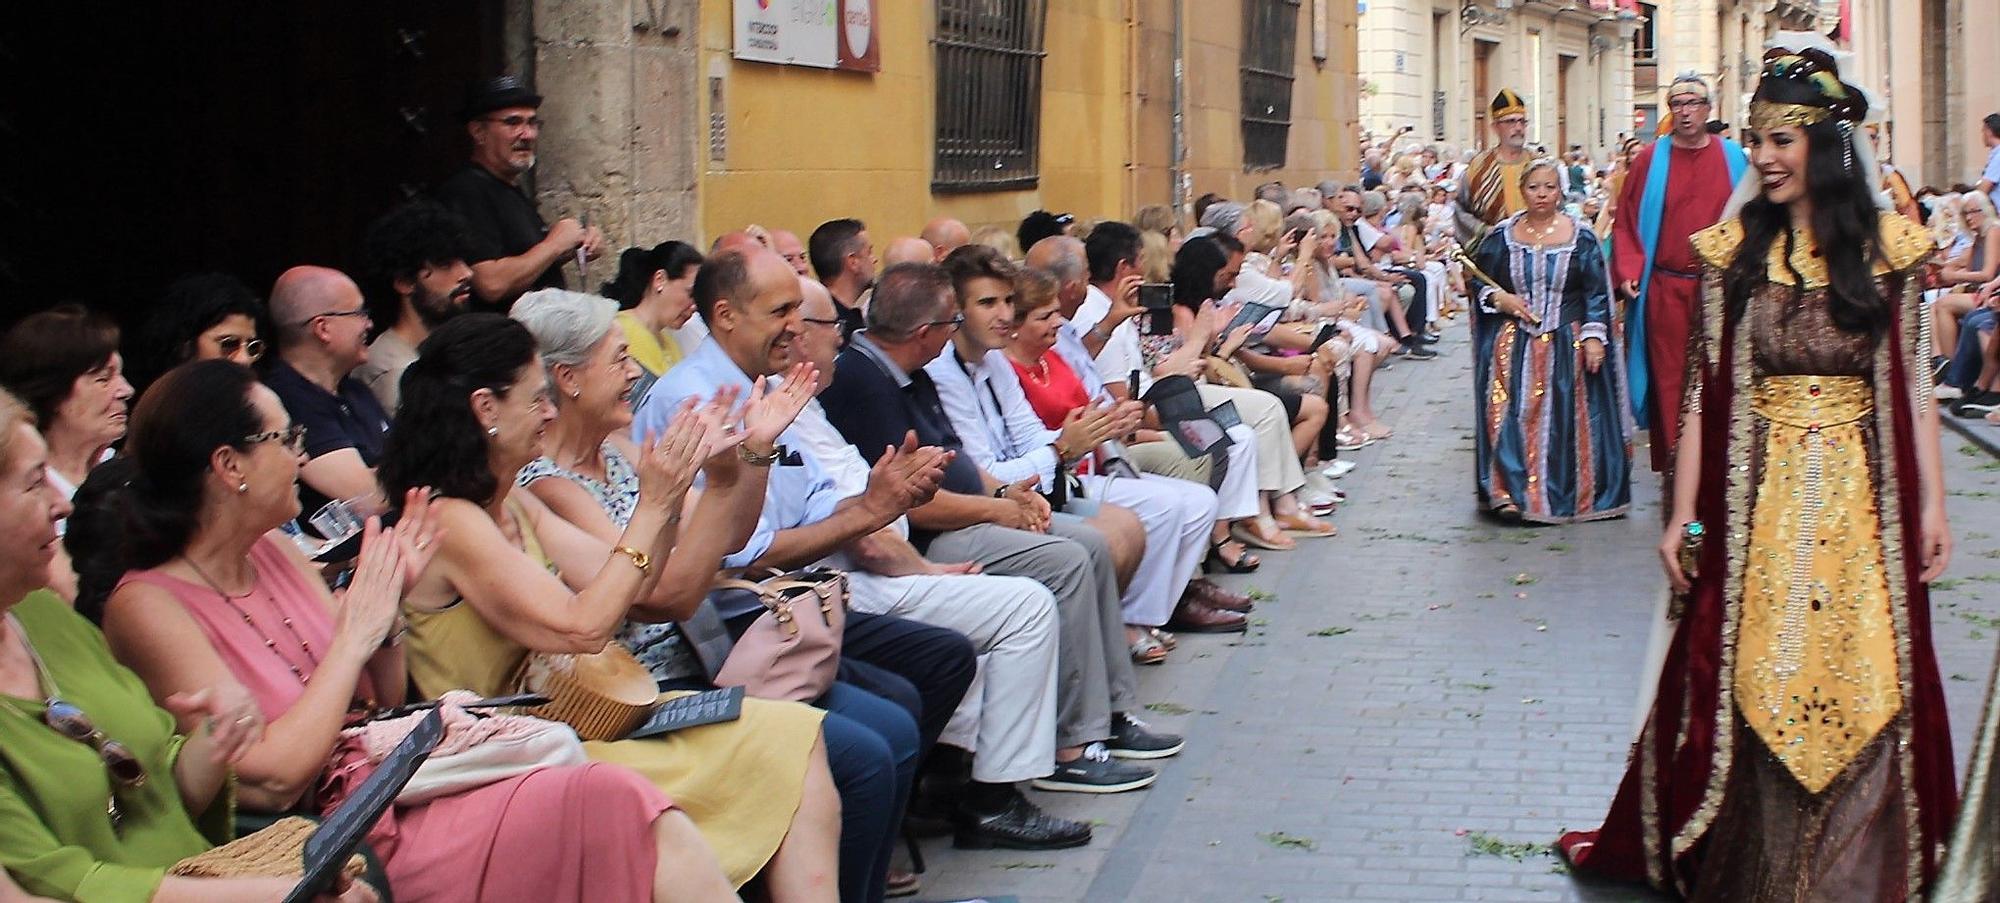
[0,1,506,328]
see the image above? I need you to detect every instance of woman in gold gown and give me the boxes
[1557,44,1960,900]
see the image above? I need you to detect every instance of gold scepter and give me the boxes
[1448,241,1506,291]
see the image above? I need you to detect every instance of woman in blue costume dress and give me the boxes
[1470,157,1634,523]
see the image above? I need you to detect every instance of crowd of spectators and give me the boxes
[0,76,1479,903]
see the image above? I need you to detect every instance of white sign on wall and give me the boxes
[733,0,880,72]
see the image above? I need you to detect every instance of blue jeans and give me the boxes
[1948,307,1996,389]
[817,681,918,903]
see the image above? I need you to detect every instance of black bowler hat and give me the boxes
[459,75,543,121]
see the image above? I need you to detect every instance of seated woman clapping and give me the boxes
[91,360,744,903]
[0,386,372,902]
[374,314,840,900]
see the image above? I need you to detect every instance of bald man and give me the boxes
[263,266,392,519]
[771,228,812,277]
[881,237,935,269]
[709,230,764,257]
[921,217,971,260]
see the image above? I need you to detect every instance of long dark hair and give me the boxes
[67,456,137,622]
[600,241,704,310]
[377,313,539,506]
[130,273,269,393]
[119,361,265,570]
[1723,118,1887,333]
[1170,234,1245,310]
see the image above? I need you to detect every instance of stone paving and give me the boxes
[912,322,2000,903]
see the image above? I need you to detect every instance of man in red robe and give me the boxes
[1612,74,1746,475]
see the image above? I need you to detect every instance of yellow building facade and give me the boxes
[690,0,1359,244]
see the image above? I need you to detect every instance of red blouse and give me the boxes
[1011,350,1091,430]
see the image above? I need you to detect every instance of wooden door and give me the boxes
[0,2,506,328]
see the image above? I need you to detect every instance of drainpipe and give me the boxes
[1171,0,1188,224]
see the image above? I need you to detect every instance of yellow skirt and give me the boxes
[582,693,825,888]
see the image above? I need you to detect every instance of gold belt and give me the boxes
[1750,375,1871,430]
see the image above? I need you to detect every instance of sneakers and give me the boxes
[1031,743,1157,793]
[1107,712,1186,760]
[1319,459,1357,479]
[1399,341,1439,360]
[1936,384,1965,401]
[1954,390,2000,418]
[953,786,1093,850]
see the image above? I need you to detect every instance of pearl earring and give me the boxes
[237,482,250,494]
[571,390,582,399]
[487,426,500,438]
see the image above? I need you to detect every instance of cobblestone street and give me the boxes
[916,323,2000,903]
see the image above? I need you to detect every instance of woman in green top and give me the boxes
[0,388,374,902]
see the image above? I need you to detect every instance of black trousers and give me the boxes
[1387,267,1430,341]
[839,611,977,759]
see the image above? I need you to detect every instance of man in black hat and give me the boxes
[434,75,603,311]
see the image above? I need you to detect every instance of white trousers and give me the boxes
[844,570,1060,784]
[1078,472,1218,627]
[1196,383,1306,494]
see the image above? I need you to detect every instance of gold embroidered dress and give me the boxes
[1558,212,1959,901]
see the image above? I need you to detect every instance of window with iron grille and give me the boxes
[1241,0,1302,171]
[933,0,1049,193]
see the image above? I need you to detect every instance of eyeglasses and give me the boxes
[920,314,966,332]
[800,316,844,329]
[299,308,370,328]
[215,336,266,361]
[483,114,543,130]
[1668,99,1711,110]
[243,424,309,454]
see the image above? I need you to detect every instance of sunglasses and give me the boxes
[43,698,147,828]
[243,424,309,454]
[215,336,266,361]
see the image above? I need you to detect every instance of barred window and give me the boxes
[1241,0,1302,171]
[933,0,1049,193]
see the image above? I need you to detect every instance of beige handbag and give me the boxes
[513,642,662,741]
[710,569,848,703]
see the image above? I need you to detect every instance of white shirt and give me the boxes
[788,399,910,541]
[1074,283,1153,396]
[923,345,1061,492]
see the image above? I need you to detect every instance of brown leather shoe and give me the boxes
[1167,595,1248,633]
[1188,578,1253,613]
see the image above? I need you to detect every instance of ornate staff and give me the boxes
[1447,241,1506,291]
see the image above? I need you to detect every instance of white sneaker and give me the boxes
[1319,460,1357,479]
[1299,488,1339,509]
[1302,471,1338,495]
[1935,384,1964,401]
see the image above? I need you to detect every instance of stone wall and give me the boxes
[508,0,701,264]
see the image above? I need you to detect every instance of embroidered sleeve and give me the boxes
[1682,271,1719,419]
[1907,273,1932,417]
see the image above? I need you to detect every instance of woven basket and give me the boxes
[170,815,365,881]
[515,642,660,741]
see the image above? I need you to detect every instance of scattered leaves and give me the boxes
[1310,626,1355,637]
[1259,831,1317,852]
[1144,701,1195,716]
[1511,572,1539,586]
[1464,831,1554,861]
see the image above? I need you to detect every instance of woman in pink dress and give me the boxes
[87,361,747,903]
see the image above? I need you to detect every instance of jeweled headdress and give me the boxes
[1747,47,1866,131]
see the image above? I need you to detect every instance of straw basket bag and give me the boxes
[513,642,661,741]
[169,816,365,882]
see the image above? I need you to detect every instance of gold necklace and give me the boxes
[1518,216,1562,243]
